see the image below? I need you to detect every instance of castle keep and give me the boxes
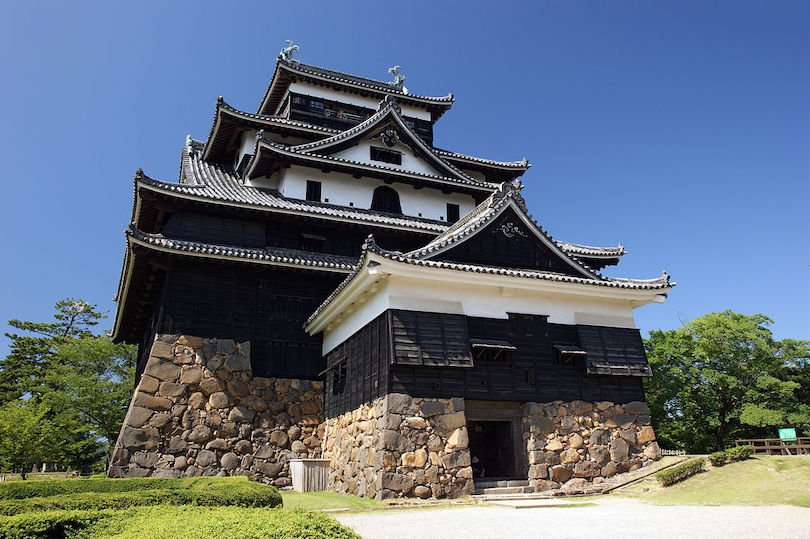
[109,46,672,498]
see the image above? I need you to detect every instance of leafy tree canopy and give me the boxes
[645,310,810,453]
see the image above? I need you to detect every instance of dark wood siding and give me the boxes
[324,312,390,417]
[391,310,472,367]
[435,206,584,276]
[390,312,646,404]
[157,259,343,380]
[162,212,265,248]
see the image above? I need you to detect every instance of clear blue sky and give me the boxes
[1,1,807,355]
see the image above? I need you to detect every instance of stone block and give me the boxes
[559,415,578,435]
[619,428,637,444]
[568,433,584,449]
[234,440,253,455]
[206,439,229,451]
[589,446,610,466]
[188,392,206,410]
[529,416,554,434]
[624,401,650,415]
[241,395,268,412]
[528,464,549,479]
[419,400,444,417]
[268,430,289,448]
[179,367,203,385]
[545,438,563,451]
[151,341,175,360]
[145,357,181,382]
[228,406,255,424]
[188,425,213,445]
[126,407,154,428]
[643,441,661,460]
[401,449,428,468]
[379,472,414,495]
[447,427,469,450]
[149,413,172,429]
[403,416,428,430]
[133,392,172,412]
[563,478,590,491]
[413,485,431,499]
[432,412,466,434]
[612,414,637,428]
[139,375,160,394]
[550,465,572,483]
[158,382,186,398]
[610,438,630,462]
[637,426,656,444]
[196,449,217,468]
[560,448,580,464]
[221,452,240,471]
[440,450,471,469]
[573,460,601,478]
[589,429,610,445]
[385,393,416,415]
[119,426,159,451]
[380,429,411,452]
[199,378,224,396]
[209,392,231,409]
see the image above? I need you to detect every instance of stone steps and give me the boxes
[473,480,533,495]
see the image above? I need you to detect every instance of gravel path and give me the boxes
[335,498,810,539]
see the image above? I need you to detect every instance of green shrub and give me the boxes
[656,458,706,486]
[88,507,361,539]
[0,482,282,515]
[0,476,276,502]
[708,451,728,467]
[0,507,360,539]
[0,509,117,539]
[708,445,755,467]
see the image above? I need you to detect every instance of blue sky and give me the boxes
[0,1,807,354]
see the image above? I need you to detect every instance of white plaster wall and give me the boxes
[334,139,439,176]
[279,165,477,221]
[322,279,391,353]
[234,129,258,170]
[386,277,639,328]
[288,82,432,121]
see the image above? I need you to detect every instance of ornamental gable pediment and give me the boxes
[427,205,589,277]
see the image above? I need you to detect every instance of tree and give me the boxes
[0,400,60,479]
[0,299,103,403]
[45,336,136,446]
[644,311,810,453]
[0,299,136,471]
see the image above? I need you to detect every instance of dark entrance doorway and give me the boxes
[468,420,515,479]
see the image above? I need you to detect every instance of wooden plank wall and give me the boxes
[158,259,343,380]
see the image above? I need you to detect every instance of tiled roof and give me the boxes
[305,234,673,328]
[127,226,356,272]
[403,181,605,279]
[133,147,450,234]
[557,241,625,259]
[434,148,530,170]
[285,97,493,187]
[263,59,453,108]
[248,131,499,194]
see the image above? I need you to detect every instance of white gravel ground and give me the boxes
[335,498,810,539]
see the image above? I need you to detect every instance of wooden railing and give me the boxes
[736,438,810,455]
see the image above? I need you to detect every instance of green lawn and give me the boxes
[281,491,381,512]
[620,456,810,507]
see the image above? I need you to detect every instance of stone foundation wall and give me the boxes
[522,400,660,491]
[108,334,324,485]
[322,393,474,500]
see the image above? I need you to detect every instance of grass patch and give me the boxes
[281,491,381,512]
[625,456,810,507]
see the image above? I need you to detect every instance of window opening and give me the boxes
[299,233,326,253]
[447,203,460,223]
[370,146,402,165]
[306,180,322,202]
[370,186,402,214]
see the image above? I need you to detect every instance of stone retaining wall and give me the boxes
[522,400,660,491]
[108,334,324,485]
[322,393,474,500]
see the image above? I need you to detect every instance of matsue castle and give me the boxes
[109,43,673,498]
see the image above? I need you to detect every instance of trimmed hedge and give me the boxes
[0,508,360,539]
[0,476,242,500]
[0,509,117,539]
[655,458,706,486]
[708,445,755,467]
[0,481,282,515]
